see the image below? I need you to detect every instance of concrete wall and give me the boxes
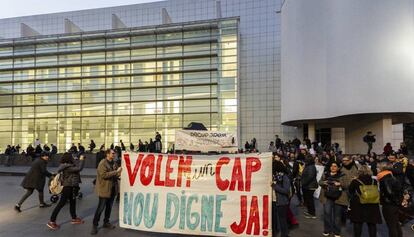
[345,117,393,154]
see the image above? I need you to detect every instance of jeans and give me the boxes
[353,222,377,237]
[302,188,316,216]
[272,202,289,237]
[382,204,402,237]
[294,179,302,203]
[18,188,44,206]
[92,187,116,227]
[323,199,344,235]
[50,186,79,222]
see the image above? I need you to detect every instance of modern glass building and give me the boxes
[0,0,304,153]
[0,18,238,151]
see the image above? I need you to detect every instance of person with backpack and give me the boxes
[15,151,52,212]
[272,160,291,237]
[377,162,404,237]
[301,155,318,219]
[47,153,85,230]
[319,162,348,237]
[348,165,382,237]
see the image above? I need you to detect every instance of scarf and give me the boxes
[377,170,392,181]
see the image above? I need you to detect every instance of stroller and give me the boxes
[399,189,414,232]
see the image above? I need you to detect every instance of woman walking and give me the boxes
[348,165,382,237]
[47,153,85,230]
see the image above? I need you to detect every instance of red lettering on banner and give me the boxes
[154,154,165,186]
[230,195,248,234]
[229,157,244,191]
[246,196,260,235]
[262,195,269,236]
[245,157,261,192]
[124,153,144,186]
[165,154,178,187]
[230,195,269,236]
[177,155,192,187]
[215,157,230,191]
[140,154,155,186]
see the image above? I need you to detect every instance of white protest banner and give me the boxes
[120,152,272,236]
[314,165,325,199]
[175,130,238,152]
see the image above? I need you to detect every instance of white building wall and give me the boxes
[281,0,414,123]
[392,124,404,150]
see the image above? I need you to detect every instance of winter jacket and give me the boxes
[272,174,291,206]
[340,162,360,197]
[319,172,349,206]
[378,171,403,206]
[95,159,119,198]
[301,163,318,190]
[390,162,405,186]
[21,158,52,190]
[348,174,382,224]
[58,159,85,187]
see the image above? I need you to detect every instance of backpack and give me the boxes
[356,179,380,204]
[49,172,64,195]
[325,183,342,200]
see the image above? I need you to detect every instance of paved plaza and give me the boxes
[0,173,412,237]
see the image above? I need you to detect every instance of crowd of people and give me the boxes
[5,131,414,236]
[269,134,414,237]
[2,132,164,167]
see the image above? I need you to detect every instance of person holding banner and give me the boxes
[91,149,122,235]
[272,160,291,237]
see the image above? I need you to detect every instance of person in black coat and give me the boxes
[377,162,403,237]
[387,153,405,186]
[348,166,382,237]
[301,155,318,218]
[15,151,52,212]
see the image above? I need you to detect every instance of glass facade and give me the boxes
[0,19,238,152]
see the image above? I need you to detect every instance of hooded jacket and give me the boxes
[58,159,85,187]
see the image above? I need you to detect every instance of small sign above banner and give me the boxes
[175,130,238,152]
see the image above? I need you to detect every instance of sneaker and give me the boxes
[304,214,317,219]
[103,222,116,229]
[322,232,330,236]
[40,203,52,208]
[14,204,21,213]
[334,235,341,237]
[90,226,98,235]
[47,222,60,230]
[304,212,317,219]
[71,217,85,225]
